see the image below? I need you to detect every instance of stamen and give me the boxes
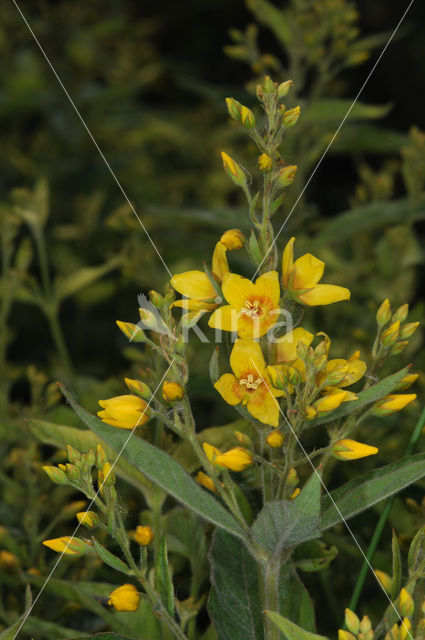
[239,374,263,391]
[241,299,262,318]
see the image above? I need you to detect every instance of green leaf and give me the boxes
[60,635,132,640]
[247,0,292,46]
[30,418,154,495]
[304,99,390,124]
[391,530,402,599]
[208,530,265,640]
[330,124,408,154]
[55,256,122,301]
[91,538,132,576]
[306,367,410,429]
[408,525,425,576]
[23,618,86,639]
[251,472,322,555]
[59,386,245,539]
[0,585,32,640]
[279,566,316,632]
[265,612,329,640]
[312,197,425,248]
[293,540,338,573]
[209,348,219,384]
[321,453,425,530]
[155,535,175,617]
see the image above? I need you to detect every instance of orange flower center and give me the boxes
[239,373,263,392]
[241,299,263,318]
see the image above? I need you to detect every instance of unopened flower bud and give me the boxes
[162,381,185,402]
[278,164,298,187]
[220,229,245,250]
[344,609,360,635]
[290,488,300,499]
[392,304,409,323]
[221,151,247,187]
[240,105,256,129]
[116,320,146,343]
[398,588,414,617]
[391,340,408,355]
[76,511,99,529]
[108,584,140,612]
[282,106,300,127]
[263,75,275,95]
[234,431,252,447]
[134,525,155,546]
[286,468,298,488]
[196,471,217,492]
[338,631,356,640]
[43,465,68,485]
[381,321,400,347]
[359,615,372,634]
[305,406,317,420]
[376,299,391,328]
[225,97,243,120]
[125,377,152,400]
[66,445,81,465]
[43,536,92,556]
[395,373,418,391]
[399,618,412,640]
[332,439,378,461]
[258,153,273,172]
[65,463,80,483]
[149,290,164,309]
[374,569,392,593]
[266,430,284,448]
[399,322,420,339]
[372,394,416,416]
[95,444,107,469]
[99,462,115,489]
[0,550,18,572]
[277,80,293,97]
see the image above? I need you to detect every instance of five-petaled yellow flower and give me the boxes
[214,339,284,426]
[282,237,350,306]
[209,271,281,339]
[108,584,140,612]
[97,395,150,429]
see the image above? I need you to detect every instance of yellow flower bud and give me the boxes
[99,462,115,488]
[282,105,300,127]
[266,430,284,448]
[258,153,273,172]
[98,394,150,429]
[95,444,107,469]
[134,525,155,546]
[390,340,408,355]
[195,471,217,492]
[381,321,400,347]
[344,608,360,635]
[359,615,372,634]
[203,442,221,464]
[398,588,415,617]
[338,630,356,640]
[392,303,409,323]
[374,569,392,593]
[314,390,348,413]
[400,321,420,339]
[372,394,416,417]
[262,75,275,95]
[220,229,245,250]
[395,373,419,391]
[240,105,256,129]
[305,406,318,420]
[42,536,92,556]
[162,381,185,402]
[43,465,68,485]
[221,151,247,187]
[0,550,18,572]
[399,618,412,640]
[76,511,99,529]
[278,164,298,187]
[225,97,243,120]
[234,431,252,447]
[214,447,253,472]
[277,80,293,97]
[376,298,391,327]
[108,584,140,612]
[116,320,146,343]
[212,241,229,282]
[332,439,378,461]
[286,468,298,488]
[125,377,152,400]
[290,488,300,499]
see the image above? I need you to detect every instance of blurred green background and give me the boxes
[1,0,425,637]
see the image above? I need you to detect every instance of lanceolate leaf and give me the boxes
[265,612,329,640]
[321,453,425,530]
[251,472,322,555]
[155,536,175,617]
[59,386,245,540]
[91,539,132,576]
[306,366,410,429]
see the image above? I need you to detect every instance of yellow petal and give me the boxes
[214,447,253,471]
[275,327,314,363]
[282,237,295,287]
[208,305,239,332]
[230,339,266,379]
[299,284,350,306]
[171,271,216,301]
[203,442,221,463]
[222,273,256,309]
[254,270,281,307]
[172,299,216,311]
[292,253,324,289]
[327,358,367,387]
[214,373,244,405]
[247,392,280,427]
[212,241,229,282]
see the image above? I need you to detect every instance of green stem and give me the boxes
[348,403,425,613]
[262,557,280,640]
[46,306,74,378]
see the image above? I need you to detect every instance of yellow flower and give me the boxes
[273,327,314,380]
[258,153,272,172]
[332,439,378,461]
[108,584,140,612]
[214,339,284,426]
[97,394,150,429]
[372,394,416,417]
[162,381,185,402]
[76,511,99,529]
[209,271,281,339]
[42,536,91,556]
[266,430,284,448]
[134,525,155,546]
[171,270,218,312]
[282,237,350,306]
[196,471,217,492]
[220,229,245,250]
